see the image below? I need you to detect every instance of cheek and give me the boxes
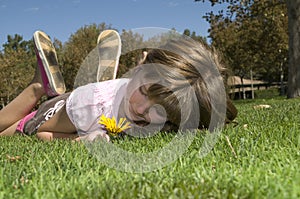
[128,90,139,104]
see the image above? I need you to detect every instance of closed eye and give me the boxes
[139,85,148,96]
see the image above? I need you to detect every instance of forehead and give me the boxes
[131,64,165,80]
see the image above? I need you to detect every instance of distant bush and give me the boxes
[255,88,281,99]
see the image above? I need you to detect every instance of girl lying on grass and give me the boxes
[0,30,237,142]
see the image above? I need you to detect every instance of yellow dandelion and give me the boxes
[99,115,131,137]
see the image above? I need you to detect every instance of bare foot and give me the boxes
[32,82,46,97]
[30,63,43,85]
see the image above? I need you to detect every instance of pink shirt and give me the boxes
[66,78,129,136]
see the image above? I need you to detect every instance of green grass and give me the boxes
[1,97,300,199]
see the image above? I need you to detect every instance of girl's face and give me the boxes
[124,70,167,125]
[125,84,166,124]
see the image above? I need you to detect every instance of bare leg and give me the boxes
[36,132,110,142]
[35,105,78,141]
[36,132,78,141]
[0,83,45,132]
[36,105,112,142]
[37,105,77,134]
[0,121,20,136]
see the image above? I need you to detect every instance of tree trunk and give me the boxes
[250,69,254,99]
[287,0,300,98]
[240,76,246,99]
[280,61,285,96]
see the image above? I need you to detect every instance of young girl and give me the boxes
[0,30,237,142]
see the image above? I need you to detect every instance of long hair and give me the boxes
[138,38,238,131]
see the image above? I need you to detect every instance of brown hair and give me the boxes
[138,38,238,131]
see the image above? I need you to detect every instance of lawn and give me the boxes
[0,97,299,199]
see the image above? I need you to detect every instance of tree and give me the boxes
[196,0,299,98]
[118,28,208,78]
[0,34,36,105]
[61,23,111,90]
[183,28,208,43]
[118,29,145,77]
[286,0,300,98]
[2,34,29,52]
[198,0,288,81]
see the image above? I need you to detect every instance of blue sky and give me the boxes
[0,0,225,48]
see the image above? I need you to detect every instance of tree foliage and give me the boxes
[61,23,111,90]
[0,34,36,105]
[196,0,288,83]
[118,29,145,77]
[196,0,300,98]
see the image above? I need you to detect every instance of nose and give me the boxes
[136,101,151,116]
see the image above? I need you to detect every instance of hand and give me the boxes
[74,131,110,142]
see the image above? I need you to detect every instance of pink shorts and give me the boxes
[16,111,38,134]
